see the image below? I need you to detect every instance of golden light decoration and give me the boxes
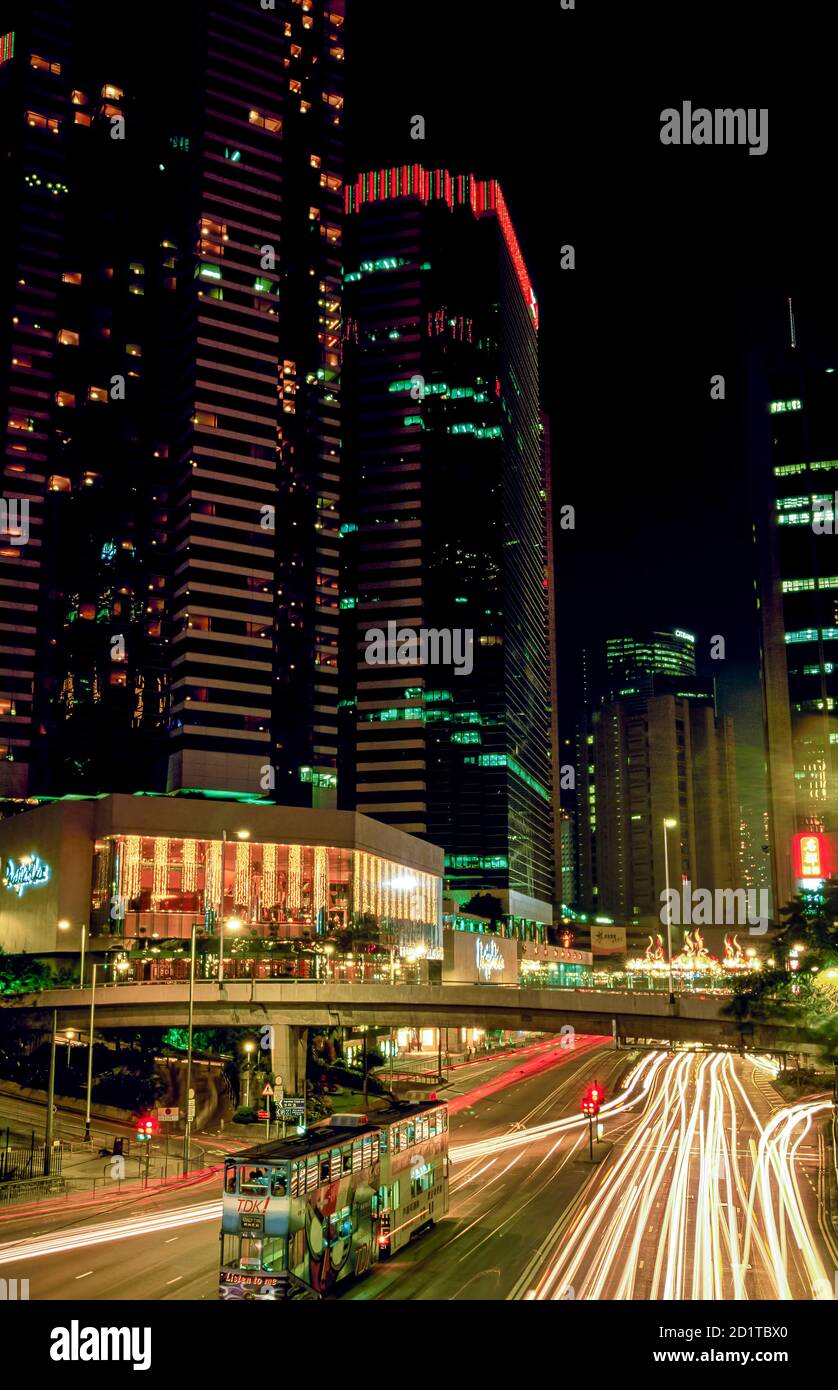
[262,842,278,909]
[204,838,222,909]
[234,839,251,908]
[313,846,328,926]
[288,844,302,916]
[181,839,197,893]
[122,835,143,900]
[152,836,168,902]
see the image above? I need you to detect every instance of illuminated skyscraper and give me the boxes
[0,0,346,804]
[338,168,555,937]
[750,301,838,910]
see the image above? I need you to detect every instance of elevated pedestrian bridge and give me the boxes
[0,981,817,1054]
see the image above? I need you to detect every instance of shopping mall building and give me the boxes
[0,793,444,983]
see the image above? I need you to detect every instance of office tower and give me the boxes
[0,0,346,804]
[591,689,740,929]
[558,807,576,908]
[604,627,698,697]
[338,167,555,938]
[750,300,838,910]
[575,628,737,923]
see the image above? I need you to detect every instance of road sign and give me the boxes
[157,1106,180,1122]
[279,1098,305,1119]
[257,1109,269,1120]
[187,1089,196,1122]
[261,1083,275,1098]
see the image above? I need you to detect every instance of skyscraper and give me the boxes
[750,301,838,910]
[575,629,740,925]
[338,167,555,937]
[0,0,347,805]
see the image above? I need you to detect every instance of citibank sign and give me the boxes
[3,854,50,897]
[475,937,506,981]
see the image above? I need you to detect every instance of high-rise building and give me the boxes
[0,0,346,806]
[750,300,838,910]
[337,167,555,938]
[591,689,741,930]
[575,629,739,925]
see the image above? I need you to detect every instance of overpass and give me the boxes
[0,981,819,1089]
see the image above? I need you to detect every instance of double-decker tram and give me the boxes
[219,1098,449,1299]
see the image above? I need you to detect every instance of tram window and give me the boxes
[320,1156,330,1182]
[352,1141,362,1171]
[392,1180,400,1209]
[261,1237,286,1271]
[240,1166,269,1194]
[240,1237,263,1271]
[271,1171,287,1197]
[407,1123,415,1145]
[392,1127,400,1153]
[224,1165,237,1194]
[342,1147,352,1173]
[429,1113,437,1137]
[330,1207,352,1242]
[379,1130,388,1154]
[306,1155,318,1190]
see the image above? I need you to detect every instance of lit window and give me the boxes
[319,172,341,191]
[102,104,123,120]
[25,110,47,128]
[109,671,127,687]
[309,206,320,221]
[290,79,302,94]
[126,343,142,357]
[48,476,71,492]
[194,411,217,428]
[74,112,92,126]
[31,53,61,74]
[322,224,341,244]
[71,90,88,106]
[62,270,82,285]
[57,329,79,346]
[330,47,344,61]
[310,153,321,168]
[101,83,124,101]
[55,391,76,408]
[323,92,343,109]
[88,387,108,403]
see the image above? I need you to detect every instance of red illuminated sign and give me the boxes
[792,832,832,881]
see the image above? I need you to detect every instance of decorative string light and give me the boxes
[235,839,251,908]
[288,844,301,916]
[182,839,197,892]
[262,843,278,909]
[205,839,222,910]
[152,837,168,902]
[313,846,328,932]
[123,835,142,899]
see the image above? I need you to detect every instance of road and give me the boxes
[517,1052,838,1301]
[0,1042,834,1302]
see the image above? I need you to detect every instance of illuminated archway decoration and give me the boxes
[262,843,278,910]
[204,839,222,910]
[313,846,328,932]
[234,839,251,908]
[122,835,142,900]
[181,839,197,893]
[152,837,168,902]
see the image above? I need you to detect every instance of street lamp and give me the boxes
[662,818,678,1003]
[65,1029,75,1066]
[59,920,87,988]
[243,1040,255,1107]
[183,921,198,1176]
[217,828,250,983]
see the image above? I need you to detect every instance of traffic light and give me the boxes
[581,1081,604,1117]
[136,1116,156,1143]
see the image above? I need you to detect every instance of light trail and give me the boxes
[521,1052,834,1301]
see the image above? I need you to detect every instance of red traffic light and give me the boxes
[136,1116,156,1140]
[581,1081,604,1117]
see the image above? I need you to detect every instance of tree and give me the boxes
[461,893,503,923]
[0,948,52,996]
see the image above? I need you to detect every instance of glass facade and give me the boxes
[91,834,441,957]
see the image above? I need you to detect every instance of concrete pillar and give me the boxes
[272,1024,308,1098]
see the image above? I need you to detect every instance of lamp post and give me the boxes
[243,1040,254,1107]
[83,964,97,1142]
[218,828,249,984]
[183,921,198,1176]
[662,818,678,1003]
[44,1009,58,1174]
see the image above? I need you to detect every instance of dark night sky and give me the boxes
[347,2,834,812]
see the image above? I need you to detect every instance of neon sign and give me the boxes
[793,831,831,882]
[3,854,50,896]
[475,937,505,981]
